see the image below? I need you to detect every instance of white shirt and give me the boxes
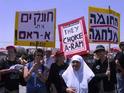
[44,56,54,69]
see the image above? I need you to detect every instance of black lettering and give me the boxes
[70,41,84,50]
[90,27,118,43]
[110,16,114,25]
[66,28,74,35]
[29,14,32,20]
[70,43,75,50]
[65,45,69,51]
[44,32,50,40]
[40,13,44,22]
[34,13,41,22]
[79,33,83,39]
[89,28,95,40]
[74,26,79,32]
[66,37,71,42]
[27,32,32,39]
[113,32,118,42]
[90,13,96,24]
[47,12,53,22]
[21,13,29,22]
[108,28,112,41]
[63,38,67,43]
[64,30,67,35]
[34,13,41,25]
[65,33,83,43]
[115,18,118,27]
[75,42,80,48]
[19,31,26,39]
[97,13,105,24]
[33,12,53,23]
[33,31,39,39]
[44,13,47,22]
[34,17,36,25]
[102,29,107,40]
[79,41,84,47]
[71,35,75,42]
[95,29,100,40]
[107,15,109,24]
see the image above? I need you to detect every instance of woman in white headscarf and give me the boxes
[62,55,94,93]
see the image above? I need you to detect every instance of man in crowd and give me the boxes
[89,45,117,93]
[0,46,20,93]
[46,50,68,93]
[115,42,124,93]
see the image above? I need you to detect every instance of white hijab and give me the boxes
[62,55,94,93]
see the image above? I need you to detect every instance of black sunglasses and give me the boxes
[36,54,43,57]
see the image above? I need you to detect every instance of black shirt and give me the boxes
[115,51,124,69]
[88,58,116,93]
[0,58,20,91]
[47,63,68,93]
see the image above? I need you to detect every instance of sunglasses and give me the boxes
[36,54,43,57]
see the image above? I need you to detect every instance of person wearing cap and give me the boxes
[0,45,21,93]
[46,50,68,93]
[88,45,117,93]
[115,42,124,93]
[62,55,94,93]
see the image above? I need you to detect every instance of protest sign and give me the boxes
[58,17,89,57]
[14,8,56,47]
[89,6,120,44]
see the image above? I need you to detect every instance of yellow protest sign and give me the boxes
[89,6,120,44]
[14,8,56,47]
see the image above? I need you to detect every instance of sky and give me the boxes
[0,0,124,50]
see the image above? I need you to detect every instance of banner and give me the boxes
[58,17,89,57]
[14,8,56,47]
[89,6,120,44]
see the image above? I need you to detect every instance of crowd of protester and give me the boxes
[0,42,124,93]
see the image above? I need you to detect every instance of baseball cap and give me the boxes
[119,42,124,48]
[6,45,16,53]
[6,45,16,50]
[94,45,105,53]
[54,50,64,57]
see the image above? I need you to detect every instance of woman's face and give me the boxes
[35,52,43,63]
[72,60,81,71]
